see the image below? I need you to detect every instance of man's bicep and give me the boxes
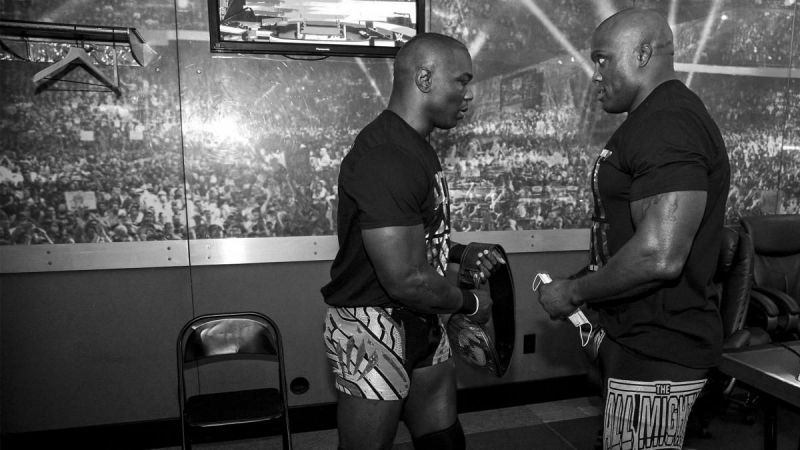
[631,190,707,256]
[362,225,426,289]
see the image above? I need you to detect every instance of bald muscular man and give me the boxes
[536,8,729,449]
[321,33,502,450]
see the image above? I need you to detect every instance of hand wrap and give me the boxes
[450,242,503,287]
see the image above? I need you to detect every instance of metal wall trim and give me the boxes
[0,229,589,274]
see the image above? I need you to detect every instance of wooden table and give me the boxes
[720,341,800,450]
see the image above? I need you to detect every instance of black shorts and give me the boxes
[598,336,709,449]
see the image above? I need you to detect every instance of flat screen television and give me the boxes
[208,0,425,58]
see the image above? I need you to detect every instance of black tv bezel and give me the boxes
[207,0,426,58]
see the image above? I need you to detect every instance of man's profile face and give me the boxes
[429,47,474,130]
[591,24,638,114]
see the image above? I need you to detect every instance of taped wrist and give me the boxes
[459,289,479,316]
[449,243,466,263]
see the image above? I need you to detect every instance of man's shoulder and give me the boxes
[648,81,710,117]
[630,95,705,135]
[356,110,414,143]
[353,114,391,147]
[349,112,423,161]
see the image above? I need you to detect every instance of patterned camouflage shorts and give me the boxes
[323,306,451,400]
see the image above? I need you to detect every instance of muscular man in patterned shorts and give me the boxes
[321,33,503,449]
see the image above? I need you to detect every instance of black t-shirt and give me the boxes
[321,110,452,307]
[589,80,730,368]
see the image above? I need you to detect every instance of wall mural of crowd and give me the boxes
[0,0,798,245]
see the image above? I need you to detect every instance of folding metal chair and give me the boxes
[177,312,291,449]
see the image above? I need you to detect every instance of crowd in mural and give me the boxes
[1,0,206,29]
[431,105,595,232]
[2,65,796,244]
[0,62,184,244]
[1,1,798,244]
[674,5,796,67]
[433,0,595,79]
[695,74,800,221]
[431,74,800,232]
[0,49,395,243]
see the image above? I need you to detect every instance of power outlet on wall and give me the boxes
[523,333,536,354]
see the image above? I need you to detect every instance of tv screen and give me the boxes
[208,0,425,58]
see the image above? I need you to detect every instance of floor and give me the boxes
[161,394,800,449]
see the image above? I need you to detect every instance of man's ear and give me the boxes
[636,43,653,67]
[415,66,432,93]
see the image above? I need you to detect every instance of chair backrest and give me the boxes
[714,226,754,338]
[741,214,800,301]
[177,311,287,401]
[181,314,279,363]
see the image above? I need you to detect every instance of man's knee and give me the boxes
[337,394,403,450]
[412,420,465,450]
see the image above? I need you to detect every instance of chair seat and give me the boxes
[185,388,284,427]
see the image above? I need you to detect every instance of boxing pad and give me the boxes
[446,244,515,377]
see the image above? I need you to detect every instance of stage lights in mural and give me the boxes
[209,116,243,143]
[355,57,385,101]
[516,0,592,77]
[686,0,724,87]
[184,113,247,159]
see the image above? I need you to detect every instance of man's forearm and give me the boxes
[392,264,474,315]
[569,241,673,308]
[363,228,479,315]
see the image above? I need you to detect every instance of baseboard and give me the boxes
[457,374,597,413]
[1,375,596,449]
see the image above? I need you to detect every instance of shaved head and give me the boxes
[591,8,676,113]
[393,33,469,89]
[597,8,674,58]
[388,32,473,135]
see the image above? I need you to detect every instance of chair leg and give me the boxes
[181,422,191,450]
[763,397,778,450]
[282,417,293,449]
